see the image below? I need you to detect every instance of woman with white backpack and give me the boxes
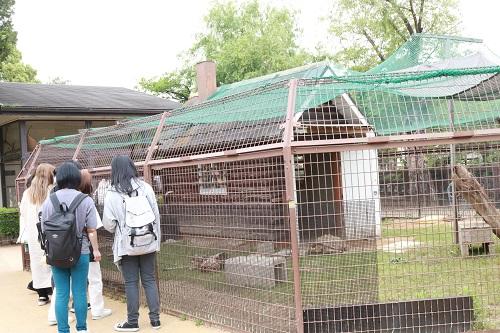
[103,155,161,332]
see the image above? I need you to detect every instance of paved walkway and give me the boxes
[1,245,227,333]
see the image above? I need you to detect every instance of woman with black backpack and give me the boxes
[41,162,101,333]
[103,155,161,332]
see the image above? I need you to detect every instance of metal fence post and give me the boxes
[72,130,89,162]
[142,111,168,304]
[143,111,168,184]
[448,100,459,244]
[283,79,304,333]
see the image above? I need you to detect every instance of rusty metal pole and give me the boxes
[72,130,89,162]
[142,111,168,303]
[283,79,304,333]
[21,144,41,185]
[144,112,168,184]
[448,99,460,244]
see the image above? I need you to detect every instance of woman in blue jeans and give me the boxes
[41,162,101,333]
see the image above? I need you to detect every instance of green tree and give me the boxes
[139,64,194,102]
[140,0,309,102]
[0,0,37,82]
[329,0,460,71]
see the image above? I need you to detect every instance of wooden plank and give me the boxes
[304,296,474,333]
[453,164,500,239]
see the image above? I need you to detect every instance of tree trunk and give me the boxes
[407,148,437,209]
[452,164,500,239]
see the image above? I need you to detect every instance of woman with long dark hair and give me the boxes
[103,155,161,332]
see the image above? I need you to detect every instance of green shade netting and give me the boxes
[41,35,500,150]
[367,34,486,74]
[208,62,355,100]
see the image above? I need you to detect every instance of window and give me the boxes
[198,163,227,195]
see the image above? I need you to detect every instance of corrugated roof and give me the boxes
[0,82,180,113]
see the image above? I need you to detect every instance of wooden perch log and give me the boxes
[452,164,500,239]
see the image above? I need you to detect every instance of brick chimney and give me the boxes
[195,60,217,102]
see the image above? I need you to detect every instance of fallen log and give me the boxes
[452,164,500,239]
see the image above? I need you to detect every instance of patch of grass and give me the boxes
[153,224,500,328]
[158,241,377,307]
[379,222,500,328]
[158,242,294,305]
[297,251,378,306]
[195,319,204,326]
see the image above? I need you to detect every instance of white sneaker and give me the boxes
[37,297,49,306]
[92,308,113,320]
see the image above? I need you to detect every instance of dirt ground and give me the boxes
[1,245,227,333]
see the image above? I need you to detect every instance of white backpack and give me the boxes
[121,190,158,256]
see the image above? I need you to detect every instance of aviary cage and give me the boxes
[17,35,500,332]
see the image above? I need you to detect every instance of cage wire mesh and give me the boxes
[16,34,500,333]
[77,114,162,169]
[152,81,290,160]
[152,156,295,332]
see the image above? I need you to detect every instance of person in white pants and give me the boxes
[49,169,112,325]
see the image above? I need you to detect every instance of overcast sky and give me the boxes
[12,0,500,89]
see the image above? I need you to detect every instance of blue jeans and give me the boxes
[52,254,90,333]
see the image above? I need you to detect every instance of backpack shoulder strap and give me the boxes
[68,193,88,213]
[50,193,62,212]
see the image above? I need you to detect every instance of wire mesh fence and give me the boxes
[15,49,500,332]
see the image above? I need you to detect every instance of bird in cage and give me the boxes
[190,252,228,272]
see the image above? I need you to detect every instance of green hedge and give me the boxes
[0,208,19,238]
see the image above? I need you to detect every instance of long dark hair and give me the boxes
[111,155,138,194]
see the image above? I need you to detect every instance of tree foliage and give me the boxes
[139,65,194,102]
[329,0,460,71]
[139,0,309,102]
[0,0,37,82]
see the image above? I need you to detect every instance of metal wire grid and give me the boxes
[295,152,379,311]
[77,114,163,169]
[88,172,123,293]
[15,68,500,333]
[152,156,296,333]
[18,135,81,179]
[152,82,290,161]
[293,73,500,142]
[299,144,500,333]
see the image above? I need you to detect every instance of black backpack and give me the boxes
[42,193,88,268]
